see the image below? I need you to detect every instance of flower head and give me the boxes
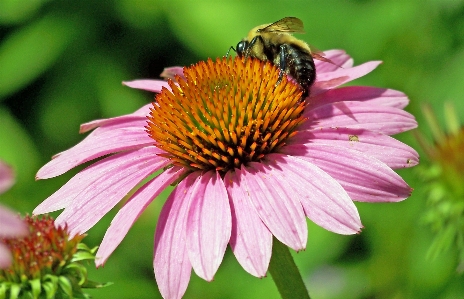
[416,103,464,271]
[34,51,418,298]
[147,57,305,172]
[0,215,107,299]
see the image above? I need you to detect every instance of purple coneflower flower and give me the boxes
[1,215,108,298]
[34,50,418,298]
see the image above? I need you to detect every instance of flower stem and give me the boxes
[268,237,311,299]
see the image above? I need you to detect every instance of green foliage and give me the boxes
[0,239,110,299]
[2,0,464,298]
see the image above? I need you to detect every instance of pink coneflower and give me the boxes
[1,215,109,298]
[34,50,418,298]
[0,161,28,269]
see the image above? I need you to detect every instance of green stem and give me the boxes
[268,237,310,299]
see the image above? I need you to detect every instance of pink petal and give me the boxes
[311,61,381,95]
[34,146,165,214]
[37,119,153,180]
[80,104,152,133]
[307,86,410,110]
[34,147,169,234]
[281,144,413,202]
[266,154,362,234]
[96,166,186,266]
[0,243,13,269]
[314,49,353,73]
[241,163,307,251]
[301,101,417,135]
[160,66,185,80]
[224,169,272,277]
[186,171,232,281]
[0,161,14,194]
[0,205,28,237]
[154,172,198,299]
[289,127,419,169]
[123,80,171,93]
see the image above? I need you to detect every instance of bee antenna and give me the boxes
[225,46,236,58]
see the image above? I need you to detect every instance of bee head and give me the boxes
[236,40,248,57]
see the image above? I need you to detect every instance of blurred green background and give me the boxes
[1,0,464,298]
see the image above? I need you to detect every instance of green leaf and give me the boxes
[41,281,57,299]
[8,283,21,299]
[71,252,96,263]
[64,264,87,286]
[29,279,41,299]
[76,244,91,252]
[42,275,58,299]
[0,282,7,299]
[81,280,113,289]
[58,277,73,298]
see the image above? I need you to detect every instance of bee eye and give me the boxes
[236,41,248,56]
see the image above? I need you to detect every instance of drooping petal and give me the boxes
[160,66,185,81]
[37,119,153,179]
[123,79,171,93]
[281,144,413,202]
[96,166,186,266]
[311,61,382,94]
[314,49,353,73]
[186,171,232,281]
[79,104,151,133]
[34,146,166,214]
[240,163,307,251]
[0,161,14,194]
[307,86,410,110]
[34,147,170,236]
[264,154,362,234]
[225,169,272,277]
[154,172,198,299]
[289,127,419,169]
[0,205,28,237]
[301,101,417,135]
[0,243,13,269]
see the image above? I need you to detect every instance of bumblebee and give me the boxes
[232,17,329,99]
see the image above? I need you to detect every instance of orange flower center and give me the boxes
[146,57,305,173]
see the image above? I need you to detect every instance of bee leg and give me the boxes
[276,44,288,86]
[246,35,264,57]
[226,46,236,58]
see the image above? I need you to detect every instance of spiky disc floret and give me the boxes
[146,57,306,173]
[0,215,110,299]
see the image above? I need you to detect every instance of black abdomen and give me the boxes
[283,44,315,98]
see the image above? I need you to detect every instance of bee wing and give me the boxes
[308,45,342,68]
[258,17,305,34]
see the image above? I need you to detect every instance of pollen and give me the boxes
[146,57,305,172]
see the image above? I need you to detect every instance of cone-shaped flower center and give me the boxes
[433,127,464,175]
[1,215,109,298]
[146,57,305,173]
[0,215,84,282]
